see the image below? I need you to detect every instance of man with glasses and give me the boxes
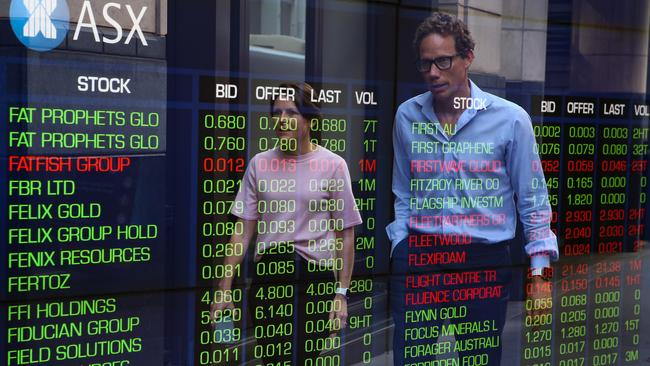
[387,12,558,366]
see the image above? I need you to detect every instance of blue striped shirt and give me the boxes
[386,81,558,269]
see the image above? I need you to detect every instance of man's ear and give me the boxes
[463,50,474,69]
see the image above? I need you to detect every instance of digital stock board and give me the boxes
[1,1,650,366]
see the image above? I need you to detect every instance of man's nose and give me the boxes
[428,65,441,78]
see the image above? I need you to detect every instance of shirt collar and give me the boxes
[414,79,493,137]
[414,79,494,110]
[468,80,494,109]
[414,91,437,123]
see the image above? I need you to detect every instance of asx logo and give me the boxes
[23,0,58,39]
[10,0,148,52]
[10,0,69,51]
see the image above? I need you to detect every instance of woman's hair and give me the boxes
[270,82,322,142]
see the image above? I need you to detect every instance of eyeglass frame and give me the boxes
[416,53,461,72]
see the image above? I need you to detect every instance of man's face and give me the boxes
[419,33,473,101]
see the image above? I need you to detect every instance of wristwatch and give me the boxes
[335,287,349,299]
[531,267,553,281]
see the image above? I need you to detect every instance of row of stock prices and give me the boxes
[520,96,649,366]
[195,78,383,365]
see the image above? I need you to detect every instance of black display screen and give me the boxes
[1,1,649,365]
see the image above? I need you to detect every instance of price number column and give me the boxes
[348,86,382,364]
[589,104,627,365]
[248,81,303,365]
[563,99,598,257]
[356,116,379,274]
[627,124,648,251]
[523,97,562,366]
[558,97,598,366]
[620,255,642,365]
[196,77,248,366]
[562,121,594,249]
[596,126,628,255]
[531,122,561,234]
[308,82,354,365]
[620,102,649,364]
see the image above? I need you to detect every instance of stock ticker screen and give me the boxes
[1,1,649,366]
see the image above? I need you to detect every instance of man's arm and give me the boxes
[211,218,257,314]
[506,110,559,267]
[215,218,256,291]
[506,111,558,319]
[328,157,362,329]
[335,227,355,289]
[331,227,354,329]
[386,109,412,249]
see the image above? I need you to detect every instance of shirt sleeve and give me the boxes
[386,107,412,248]
[231,156,260,220]
[506,109,559,264]
[330,158,363,229]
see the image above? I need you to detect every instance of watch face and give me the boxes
[542,267,554,280]
[337,289,349,298]
[527,267,554,280]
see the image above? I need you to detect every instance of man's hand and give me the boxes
[329,294,349,332]
[525,275,553,331]
[209,289,235,322]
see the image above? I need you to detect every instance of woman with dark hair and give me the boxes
[213,82,362,364]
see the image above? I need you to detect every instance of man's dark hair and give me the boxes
[413,12,475,59]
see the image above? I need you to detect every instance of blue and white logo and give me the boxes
[10,0,70,51]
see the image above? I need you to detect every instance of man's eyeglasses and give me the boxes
[416,54,460,72]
